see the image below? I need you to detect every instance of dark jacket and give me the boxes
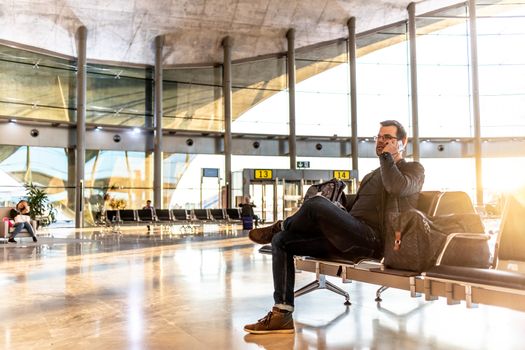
[350,153,425,246]
[239,203,255,217]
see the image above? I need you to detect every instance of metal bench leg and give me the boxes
[445,282,460,305]
[465,285,478,308]
[424,279,439,301]
[375,285,389,302]
[295,274,351,305]
[325,279,351,305]
[294,280,321,298]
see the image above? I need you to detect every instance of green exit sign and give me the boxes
[297,161,310,169]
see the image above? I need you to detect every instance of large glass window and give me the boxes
[163,67,223,132]
[296,41,350,137]
[0,45,76,122]
[0,145,73,225]
[86,64,153,127]
[356,23,411,138]
[231,57,288,135]
[84,150,153,224]
[416,4,472,137]
[163,154,224,208]
[477,1,525,136]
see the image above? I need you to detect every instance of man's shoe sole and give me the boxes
[248,230,271,245]
[243,327,294,334]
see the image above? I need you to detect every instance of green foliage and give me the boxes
[24,183,57,226]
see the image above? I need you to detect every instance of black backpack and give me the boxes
[304,178,347,209]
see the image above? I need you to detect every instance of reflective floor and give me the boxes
[1,224,524,349]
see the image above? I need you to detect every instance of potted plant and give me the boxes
[24,183,57,227]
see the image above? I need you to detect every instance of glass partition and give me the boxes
[295,40,350,137]
[86,64,153,127]
[0,44,76,122]
[416,4,472,137]
[163,153,224,209]
[477,1,525,136]
[163,67,223,132]
[231,57,288,135]
[356,22,411,138]
[0,145,73,226]
[84,150,153,225]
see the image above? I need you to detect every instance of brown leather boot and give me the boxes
[248,220,282,244]
[244,307,294,334]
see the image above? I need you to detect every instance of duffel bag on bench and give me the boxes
[383,209,490,272]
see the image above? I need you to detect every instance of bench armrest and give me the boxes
[436,232,491,267]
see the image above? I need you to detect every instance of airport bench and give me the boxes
[259,190,501,307]
[421,192,525,311]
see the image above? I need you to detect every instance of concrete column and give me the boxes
[154,35,164,208]
[347,18,358,173]
[287,29,297,170]
[468,0,483,206]
[145,67,154,207]
[75,26,87,228]
[408,3,420,161]
[222,36,233,208]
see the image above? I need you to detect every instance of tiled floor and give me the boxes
[1,224,524,349]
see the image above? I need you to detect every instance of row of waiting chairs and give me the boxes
[104,208,243,226]
[259,190,525,314]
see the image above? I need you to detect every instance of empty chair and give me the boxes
[210,209,227,222]
[424,189,525,310]
[105,210,120,224]
[494,191,525,272]
[417,191,443,217]
[119,209,137,223]
[193,209,212,222]
[136,208,156,223]
[155,209,172,223]
[171,209,194,232]
[226,208,242,222]
[172,209,190,222]
[433,191,476,216]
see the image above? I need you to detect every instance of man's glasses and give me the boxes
[374,134,398,142]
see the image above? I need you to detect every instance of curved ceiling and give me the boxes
[0,0,461,66]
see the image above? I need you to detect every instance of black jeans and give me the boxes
[271,196,381,307]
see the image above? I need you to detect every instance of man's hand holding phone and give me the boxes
[382,139,403,162]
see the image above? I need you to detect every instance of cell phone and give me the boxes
[397,140,405,152]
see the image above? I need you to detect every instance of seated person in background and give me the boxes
[243,120,425,334]
[143,200,154,232]
[239,196,259,228]
[8,200,37,243]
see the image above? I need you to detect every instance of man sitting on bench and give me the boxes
[244,120,425,334]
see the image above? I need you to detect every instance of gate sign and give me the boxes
[202,168,219,177]
[254,169,273,180]
[333,170,351,180]
[297,161,310,169]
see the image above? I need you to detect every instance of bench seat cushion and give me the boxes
[426,265,525,290]
[368,267,420,277]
